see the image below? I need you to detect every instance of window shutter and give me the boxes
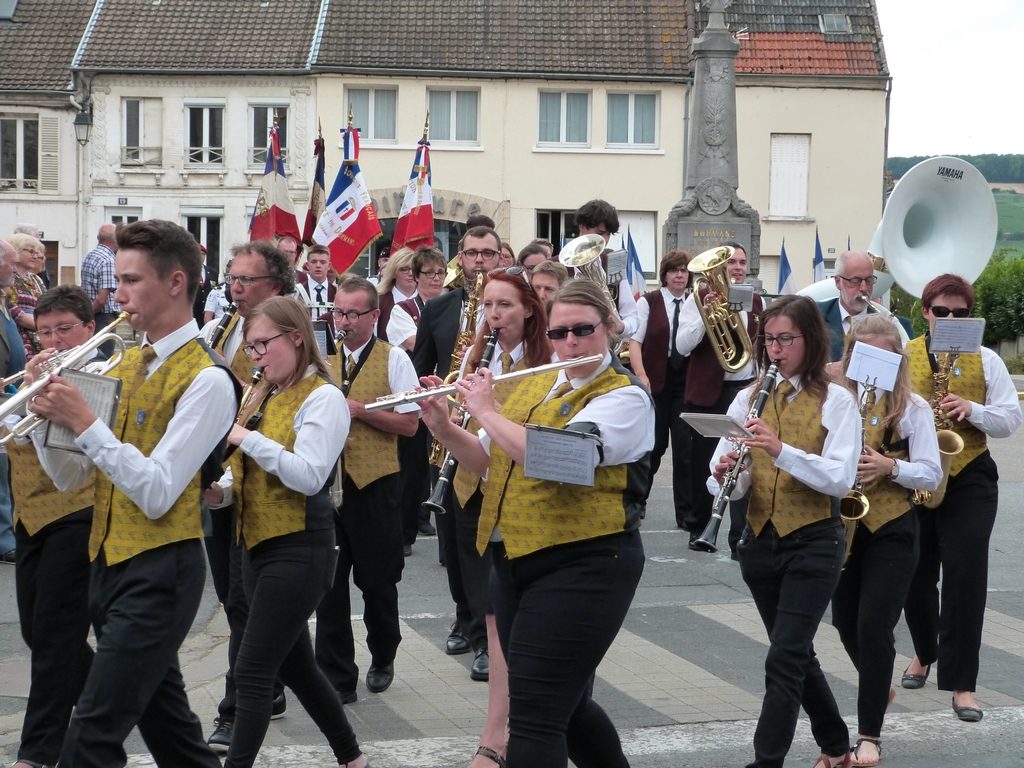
[38,115,59,194]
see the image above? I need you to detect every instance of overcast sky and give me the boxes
[874,0,1022,158]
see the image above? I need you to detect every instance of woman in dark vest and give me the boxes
[420,280,654,768]
[710,295,859,768]
[833,315,941,766]
[375,247,416,342]
[205,296,366,768]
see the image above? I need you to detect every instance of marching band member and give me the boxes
[420,280,653,768]
[451,268,553,767]
[204,296,366,768]
[29,219,236,768]
[375,247,416,342]
[7,286,97,768]
[528,260,568,308]
[388,246,448,352]
[573,199,639,338]
[315,277,420,702]
[900,274,1022,722]
[628,249,693,522]
[293,244,336,321]
[832,315,941,766]
[709,295,859,768]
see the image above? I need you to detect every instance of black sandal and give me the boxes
[851,736,882,767]
[474,745,507,768]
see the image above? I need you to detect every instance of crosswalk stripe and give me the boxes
[982,608,1024,657]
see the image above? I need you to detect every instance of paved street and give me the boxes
[2,419,1024,767]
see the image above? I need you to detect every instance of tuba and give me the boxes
[912,351,964,509]
[686,246,753,373]
[559,234,618,317]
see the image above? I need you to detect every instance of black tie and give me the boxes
[670,298,683,370]
[314,285,324,318]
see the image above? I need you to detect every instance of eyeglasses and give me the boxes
[419,270,446,279]
[761,334,804,347]
[546,323,599,340]
[836,275,878,288]
[397,266,413,273]
[225,274,274,286]
[929,306,971,319]
[242,333,284,359]
[330,307,375,322]
[460,249,501,260]
[37,321,84,340]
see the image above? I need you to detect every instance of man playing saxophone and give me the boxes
[900,274,1022,723]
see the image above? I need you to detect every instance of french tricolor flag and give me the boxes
[313,125,382,275]
[391,134,434,254]
[250,123,301,243]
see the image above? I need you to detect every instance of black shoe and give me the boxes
[687,533,701,551]
[470,648,489,682]
[366,663,394,693]
[418,521,437,536]
[901,663,930,689]
[207,718,232,753]
[270,691,286,719]
[446,625,471,655]
[952,696,983,722]
[339,689,357,705]
[403,543,412,557]
[0,548,15,564]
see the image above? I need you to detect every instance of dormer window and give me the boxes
[819,14,851,34]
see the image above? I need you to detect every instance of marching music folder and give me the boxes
[44,369,122,453]
[523,424,602,486]
[680,412,753,440]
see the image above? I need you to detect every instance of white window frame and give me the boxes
[606,91,659,148]
[249,102,289,167]
[768,133,811,219]
[185,101,225,166]
[426,88,480,144]
[183,207,224,274]
[0,115,39,191]
[345,87,398,143]
[819,14,852,33]
[537,91,591,147]
[121,98,163,167]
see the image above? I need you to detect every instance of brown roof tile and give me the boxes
[314,0,694,80]
[76,0,318,72]
[737,31,881,75]
[0,0,94,91]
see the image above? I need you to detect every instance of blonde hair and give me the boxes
[246,296,329,389]
[377,247,415,294]
[840,314,910,432]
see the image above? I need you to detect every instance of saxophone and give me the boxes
[913,351,964,508]
[428,271,484,466]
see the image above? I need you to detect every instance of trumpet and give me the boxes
[0,312,129,444]
[366,355,604,411]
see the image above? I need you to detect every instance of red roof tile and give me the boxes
[736,32,881,76]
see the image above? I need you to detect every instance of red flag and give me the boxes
[250,124,300,242]
[302,132,326,246]
[391,127,434,254]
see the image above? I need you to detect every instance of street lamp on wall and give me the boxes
[73,106,92,146]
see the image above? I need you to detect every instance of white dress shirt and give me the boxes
[706,377,860,499]
[386,296,423,348]
[200,313,246,363]
[677,292,756,380]
[631,288,689,357]
[965,346,1024,438]
[616,278,640,338]
[33,320,237,519]
[343,339,420,415]
[874,390,942,492]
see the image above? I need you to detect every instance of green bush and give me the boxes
[1003,355,1024,374]
[974,249,1024,344]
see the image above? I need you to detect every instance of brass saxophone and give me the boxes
[913,351,964,508]
[428,271,484,466]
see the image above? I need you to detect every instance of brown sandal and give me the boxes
[473,745,507,768]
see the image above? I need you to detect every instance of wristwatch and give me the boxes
[889,458,899,479]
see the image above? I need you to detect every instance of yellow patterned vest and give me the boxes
[748,386,832,537]
[238,373,335,548]
[9,439,93,535]
[906,336,986,476]
[478,366,636,558]
[344,339,400,488]
[859,393,912,531]
[92,340,221,564]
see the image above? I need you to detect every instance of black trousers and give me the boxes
[904,453,998,691]
[14,509,94,766]
[832,511,918,737]
[686,378,753,535]
[204,505,283,721]
[59,539,220,768]
[435,465,473,627]
[225,529,359,768]
[316,473,404,693]
[448,487,491,651]
[738,519,849,768]
[646,362,692,526]
[491,531,644,768]
[399,422,432,546]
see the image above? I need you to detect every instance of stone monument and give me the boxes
[664,0,761,279]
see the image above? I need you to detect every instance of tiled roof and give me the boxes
[75,0,319,72]
[314,0,694,80]
[0,0,94,91]
[697,0,887,77]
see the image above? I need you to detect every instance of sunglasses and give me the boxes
[929,306,970,319]
[546,323,598,340]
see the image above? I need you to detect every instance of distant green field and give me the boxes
[994,190,1024,259]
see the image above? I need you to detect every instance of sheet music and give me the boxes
[44,369,122,453]
[523,424,601,486]
[845,341,902,392]
[930,318,985,354]
[680,412,753,440]
[312,320,337,358]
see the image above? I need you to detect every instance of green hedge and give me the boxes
[974,250,1024,344]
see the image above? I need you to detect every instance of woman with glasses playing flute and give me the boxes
[419,280,653,768]
[832,315,941,766]
[709,295,860,768]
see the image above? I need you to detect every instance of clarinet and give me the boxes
[223,369,274,461]
[422,329,501,515]
[692,362,780,553]
[208,302,238,349]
